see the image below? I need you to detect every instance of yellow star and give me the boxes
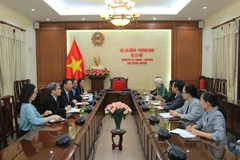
[66,56,82,74]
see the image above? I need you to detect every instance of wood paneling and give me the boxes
[173,28,202,86]
[238,23,240,99]
[36,27,66,88]
[36,21,202,89]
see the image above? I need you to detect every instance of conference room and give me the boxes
[0,0,240,159]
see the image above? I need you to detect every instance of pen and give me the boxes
[181,123,187,129]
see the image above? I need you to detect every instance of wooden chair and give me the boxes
[13,79,31,113]
[205,77,214,91]
[110,77,129,91]
[214,78,221,92]
[0,102,7,150]
[221,79,227,95]
[0,95,20,145]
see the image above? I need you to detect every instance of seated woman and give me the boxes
[149,77,168,100]
[169,84,204,122]
[77,78,87,95]
[186,91,228,147]
[20,83,62,136]
[89,56,105,70]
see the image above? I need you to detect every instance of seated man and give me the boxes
[164,80,185,111]
[43,82,71,118]
[149,77,168,100]
[58,78,78,108]
[71,78,83,102]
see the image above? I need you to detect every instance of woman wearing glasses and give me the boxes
[169,84,204,122]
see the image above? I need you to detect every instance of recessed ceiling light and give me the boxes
[203,6,207,9]
[31,9,35,11]
[46,19,50,21]
[188,18,191,20]
[82,18,85,21]
[153,17,156,20]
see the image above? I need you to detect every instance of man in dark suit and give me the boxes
[71,78,82,102]
[164,80,185,112]
[58,78,78,108]
[43,82,71,118]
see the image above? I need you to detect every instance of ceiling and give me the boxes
[0,0,237,22]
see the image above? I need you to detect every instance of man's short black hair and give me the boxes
[173,80,185,92]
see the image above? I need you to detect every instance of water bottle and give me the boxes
[145,95,149,102]
[89,93,93,101]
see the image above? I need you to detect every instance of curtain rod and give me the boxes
[0,20,26,32]
[212,15,240,29]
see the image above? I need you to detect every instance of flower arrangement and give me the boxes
[84,68,111,77]
[104,102,132,119]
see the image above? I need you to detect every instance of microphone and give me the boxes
[75,113,88,125]
[165,140,187,160]
[155,124,171,139]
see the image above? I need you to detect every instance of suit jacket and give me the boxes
[164,92,185,112]
[58,88,75,108]
[43,94,66,118]
[176,97,204,122]
[77,86,85,95]
[70,88,82,102]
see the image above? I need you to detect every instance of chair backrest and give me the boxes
[13,79,31,113]
[0,102,7,149]
[221,79,227,95]
[214,78,221,92]
[0,95,19,139]
[199,76,206,89]
[35,87,48,114]
[205,77,214,91]
[216,92,228,117]
[110,77,128,91]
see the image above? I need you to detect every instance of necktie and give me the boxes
[66,92,69,101]
[56,99,60,108]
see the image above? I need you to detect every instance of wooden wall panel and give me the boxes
[173,28,202,86]
[36,28,66,88]
[36,21,202,89]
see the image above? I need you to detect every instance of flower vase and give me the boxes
[113,116,122,132]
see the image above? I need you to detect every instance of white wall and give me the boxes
[202,0,240,77]
[0,4,37,85]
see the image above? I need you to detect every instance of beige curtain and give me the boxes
[212,21,238,100]
[0,23,25,96]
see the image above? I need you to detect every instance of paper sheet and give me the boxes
[170,128,196,138]
[66,108,80,113]
[159,113,174,118]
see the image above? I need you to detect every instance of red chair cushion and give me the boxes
[200,79,205,89]
[112,80,126,91]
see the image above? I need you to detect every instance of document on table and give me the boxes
[153,106,163,110]
[66,108,80,113]
[159,113,174,118]
[170,128,196,138]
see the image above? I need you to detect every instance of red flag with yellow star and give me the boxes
[66,40,84,79]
